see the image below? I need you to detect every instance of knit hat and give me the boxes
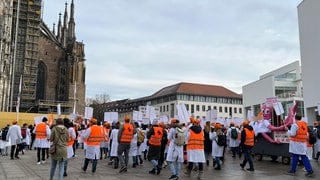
[242,120,250,126]
[124,115,130,122]
[90,118,97,124]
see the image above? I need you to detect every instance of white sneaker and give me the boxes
[36,162,41,165]
[41,160,46,164]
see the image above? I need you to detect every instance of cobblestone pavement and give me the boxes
[0,148,318,180]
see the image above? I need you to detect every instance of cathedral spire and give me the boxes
[63,2,68,28]
[52,23,55,35]
[57,13,62,41]
[68,0,76,40]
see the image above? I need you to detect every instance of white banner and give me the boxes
[85,107,93,119]
[246,109,254,121]
[57,104,61,116]
[177,104,190,124]
[159,115,169,124]
[273,102,284,115]
[104,112,118,123]
[34,115,45,125]
[206,109,217,122]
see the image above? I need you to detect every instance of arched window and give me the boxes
[36,61,47,100]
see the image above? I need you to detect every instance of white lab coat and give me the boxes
[166,127,184,162]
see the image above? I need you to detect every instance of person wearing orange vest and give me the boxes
[285,114,313,177]
[117,115,135,173]
[147,120,164,175]
[184,118,205,180]
[63,118,76,177]
[33,117,51,165]
[100,122,110,160]
[239,120,255,171]
[81,118,104,173]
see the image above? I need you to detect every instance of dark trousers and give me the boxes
[241,146,254,169]
[37,148,46,162]
[10,145,19,158]
[187,162,203,171]
[83,158,98,172]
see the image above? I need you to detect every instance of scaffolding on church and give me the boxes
[11,0,41,111]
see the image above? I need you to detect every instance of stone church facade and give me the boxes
[0,0,86,115]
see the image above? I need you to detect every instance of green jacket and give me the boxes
[49,125,68,161]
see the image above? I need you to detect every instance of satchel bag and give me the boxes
[49,144,56,154]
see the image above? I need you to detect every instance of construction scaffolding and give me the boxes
[11,0,41,111]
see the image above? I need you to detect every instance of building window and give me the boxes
[206,105,210,111]
[196,105,200,111]
[170,103,174,118]
[234,107,237,113]
[186,104,189,111]
[213,106,217,110]
[160,106,162,112]
[166,105,169,111]
[224,107,228,113]
[239,107,242,114]
[219,106,222,113]
[191,104,194,113]
[163,106,165,112]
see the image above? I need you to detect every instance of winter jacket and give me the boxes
[49,125,69,161]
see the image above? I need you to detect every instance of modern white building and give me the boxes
[242,61,304,118]
[298,0,320,122]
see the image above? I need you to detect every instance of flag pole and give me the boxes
[73,81,77,114]
[16,75,22,121]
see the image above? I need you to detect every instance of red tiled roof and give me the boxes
[150,82,242,99]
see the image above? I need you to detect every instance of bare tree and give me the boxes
[86,93,111,123]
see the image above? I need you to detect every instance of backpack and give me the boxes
[174,127,186,146]
[231,128,238,139]
[137,130,145,144]
[216,134,227,146]
[1,128,8,141]
[21,128,27,139]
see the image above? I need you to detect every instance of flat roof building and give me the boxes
[242,61,304,118]
[298,0,320,122]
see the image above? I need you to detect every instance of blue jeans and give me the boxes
[150,159,158,169]
[290,153,313,173]
[50,158,65,180]
[168,161,182,176]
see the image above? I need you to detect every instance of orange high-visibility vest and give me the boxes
[244,128,254,146]
[187,130,204,150]
[87,125,104,146]
[35,123,47,139]
[290,121,308,143]
[119,123,134,143]
[148,126,163,146]
[104,128,110,142]
[66,128,75,146]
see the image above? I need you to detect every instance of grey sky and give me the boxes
[42,0,302,100]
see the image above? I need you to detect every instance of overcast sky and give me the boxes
[42,0,303,101]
